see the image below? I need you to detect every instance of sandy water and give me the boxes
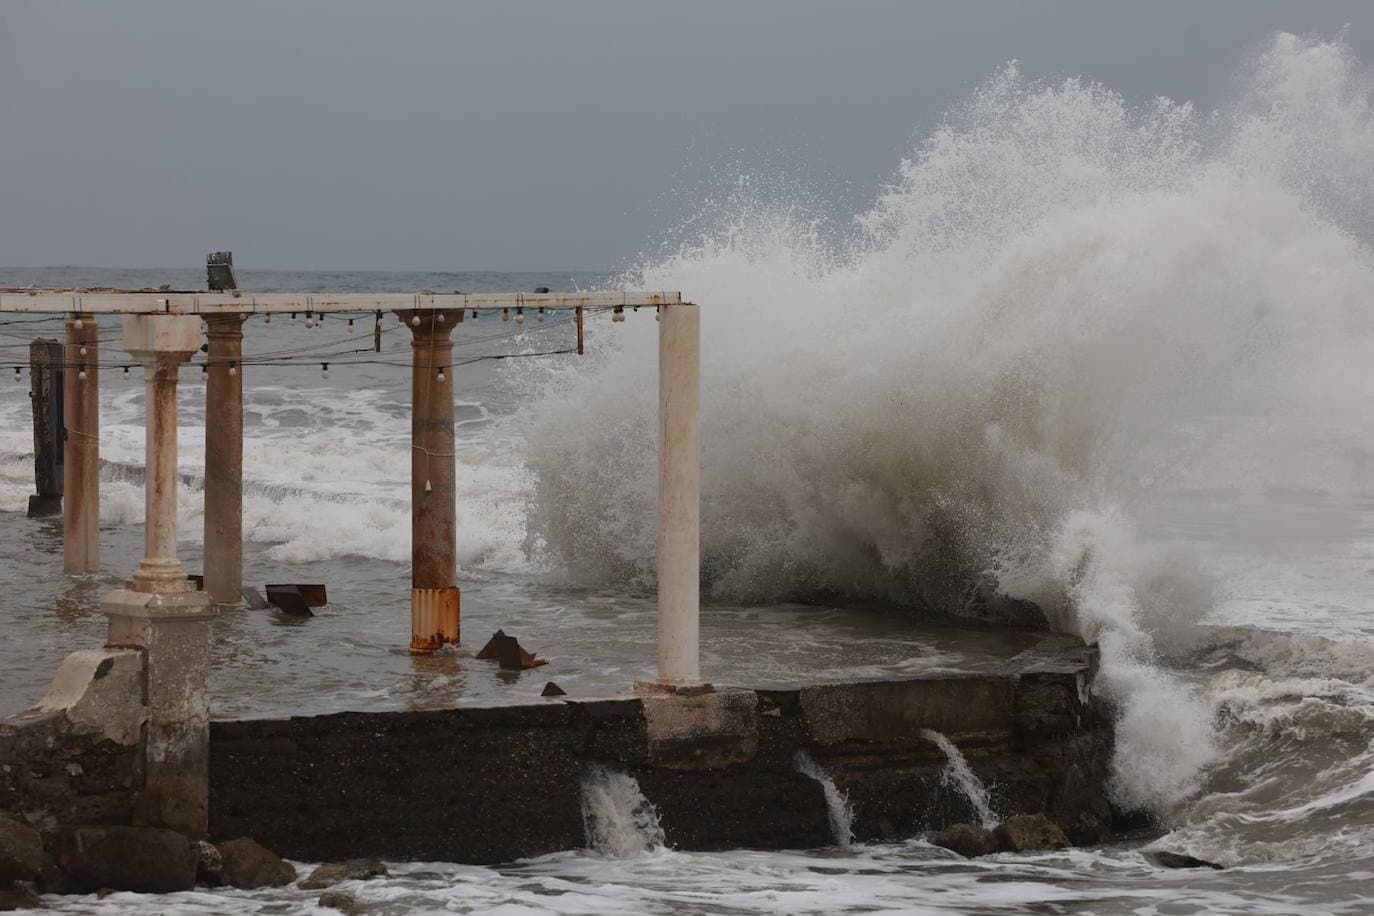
[5,30,1374,915]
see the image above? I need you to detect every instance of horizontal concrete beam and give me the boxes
[0,290,683,315]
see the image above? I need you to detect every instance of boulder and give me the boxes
[59,826,195,893]
[1149,850,1223,870]
[932,823,997,858]
[0,816,49,883]
[300,858,389,890]
[194,840,224,886]
[0,885,44,911]
[215,837,296,889]
[133,777,207,839]
[993,814,1070,852]
[318,890,363,914]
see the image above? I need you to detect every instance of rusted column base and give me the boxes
[410,586,460,654]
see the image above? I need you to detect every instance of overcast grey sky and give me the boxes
[1,1,1371,272]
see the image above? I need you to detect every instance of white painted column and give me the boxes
[101,314,217,838]
[657,303,701,686]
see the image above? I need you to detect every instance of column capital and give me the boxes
[121,315,203,366]
[395,310,461,344]
[202,313,245,339]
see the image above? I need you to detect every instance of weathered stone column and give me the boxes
[101,315,217,839]
[657,303,701,686]
[63,313,99,574]
[398,309,460,654]
[202,315,243,605]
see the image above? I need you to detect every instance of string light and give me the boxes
[425,480,432,493]
[123,366,130,377]
[264,313,272,324]
[304,312,315,328]
[437,312,445,324]
[471,309,478,320]
[410,315,421,327]
[538,307,546,322]
[200,364,208,380]
[72,318,83,330]
[13,367,20,382]
[347,319,355,333]
[515,307,525,326]
[501,308,510,322]
[77,368,86,381]
[612,306,626,323]
[290,313,297,324]
[79,346,88,356]
[228,363,237,377]
[321,362,329,379]
[437,366,446,382]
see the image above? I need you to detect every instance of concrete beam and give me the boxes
[0,290,682,315]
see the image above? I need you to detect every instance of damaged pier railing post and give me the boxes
[63,313,99,574]
[399,307,461,654]
[657,302,701,686]
[203,314,244,605]
[100,315,217,838]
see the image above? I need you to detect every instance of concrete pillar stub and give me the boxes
[63,313,100,574]
[397,309,461,653]
[99,314,216,837]
[657,303,701,686]
[203,315,244,605]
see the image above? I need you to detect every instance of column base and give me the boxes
[410,586,460,654]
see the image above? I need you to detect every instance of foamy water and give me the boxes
[2,29,1374,915]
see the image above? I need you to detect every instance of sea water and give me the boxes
[2,29,1374,914]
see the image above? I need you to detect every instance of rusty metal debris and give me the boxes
[541,681,566,697]
[476,629,548,670]
[263,584,327,618]
[240,587,270,610]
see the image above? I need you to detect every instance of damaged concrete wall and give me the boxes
[210,641,1112,864]
[0,650,145,840]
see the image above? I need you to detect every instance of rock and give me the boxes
[318,890,363,914]
[300,858,389,889]
[932,823,997,858]
[0,815,49,883]
[59,825,195,893]
[1149,850,1224,870]
[195,840,224,886]
[215,837,296,889]
[993,814,1071,853]
[35,863,80,895]
[133,777,207,838]
[0,885,44,911]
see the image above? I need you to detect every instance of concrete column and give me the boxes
[398,309,460,654]
[657,303,701,686]
[63,314,99,574]
[203,315,244,605]
[101,314,216,839]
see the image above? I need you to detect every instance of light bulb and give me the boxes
[471,310,478,320]
[347,320,355,333]
[304,318,314,329]
[410,315,421,327]
[228,364,237,377]
[200,365,208,379]
[13,368,21,382]
[425,480,432,493]
[79,346,88,356]
[264,313,272,324]
[321,363,329,379]
[538,308,546,322]
[72,318,83,330]
[437,312,445,323]
[612,306,626,323]
[515,307,525,326]
[501,308,510,322]
[437,368,446,382]
[290,313,297,324]
[77,369,87,381]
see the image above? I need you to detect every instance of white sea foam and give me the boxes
[581,767,665,857]
[922,730,998,829]
[794,750,855,847]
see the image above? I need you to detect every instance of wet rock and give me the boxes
[194,839,224,886]
[0,815,49,883]
[0,884,44,910]
[215,837,296,889]
[541,681,567,697]
[318,890,363,914]
[59,825,195,893]
[993,814,1070,852]
[133,777,208,838]
[1149,850,1224,870]
[932,823,997,858]
[35,863,80,895]
[299,858,388,889]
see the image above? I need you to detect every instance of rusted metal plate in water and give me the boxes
[265,585,313,617]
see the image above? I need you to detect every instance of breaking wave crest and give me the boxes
[525,33,1374,815]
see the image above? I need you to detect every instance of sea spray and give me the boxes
[794,750,855,847]
[581,767,665,857]
[524,32,1374,816]
[922,730,998,829]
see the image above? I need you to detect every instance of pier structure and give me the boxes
[0,289,700,686]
